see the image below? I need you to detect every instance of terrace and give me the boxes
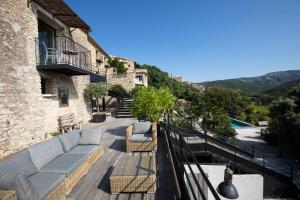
[67,118,178,200]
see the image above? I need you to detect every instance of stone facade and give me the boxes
[107,56,148,91]
[110,56,135,74]
[87,36,109,76]
[107,73,136,92]
[0,0,93,159]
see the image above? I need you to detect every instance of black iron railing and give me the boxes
[163,115,221,200]
[35,36,92,72]
[169,112,300,193]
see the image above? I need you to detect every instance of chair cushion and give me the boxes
[28,172,65,200]
[133,121,151,134]
[129,134,153,142]
[0,150,37,176]
[79,128,102,145]
[0,172,39,200]
[28,137,64,170]
[58,129,80,152]
[66,145,98,156]
[39,154,86,176]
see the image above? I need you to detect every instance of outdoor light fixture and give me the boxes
[217,166,239,199]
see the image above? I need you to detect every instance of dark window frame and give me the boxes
[58,87,69,107]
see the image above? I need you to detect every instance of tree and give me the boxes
[268,86,300,158]
[108,57,127,74]
[85,83,107,113]
[131,87,175,122]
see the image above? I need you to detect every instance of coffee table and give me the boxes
[110,156,156,194]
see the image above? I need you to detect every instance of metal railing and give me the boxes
[36,36,92,72]
[172,112,255,158]
[170,112,300,193]
[164,115,221,200]
[91,64,106,76]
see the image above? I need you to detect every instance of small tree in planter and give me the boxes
[131,87,175,125]
[85,83,107,122]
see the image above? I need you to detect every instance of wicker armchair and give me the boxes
[126,123,157,152]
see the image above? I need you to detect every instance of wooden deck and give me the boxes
[67,118,177,200]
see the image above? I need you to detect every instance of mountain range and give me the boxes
[198,70,300,94]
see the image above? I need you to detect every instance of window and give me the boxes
[58,88,69,107]
[136,76,143,81]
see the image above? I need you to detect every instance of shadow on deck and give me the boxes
[68,119,177,200]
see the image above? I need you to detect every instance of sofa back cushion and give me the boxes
[0,172,39,200]
[0,150,37,176]
[58,129,80,152]
[79,128,102,145]
[28,137,64,170]
[133,121,152,134]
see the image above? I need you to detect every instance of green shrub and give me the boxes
[131,87,175,122]
[109,85,128,97]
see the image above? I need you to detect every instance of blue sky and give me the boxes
[65,0,300,82]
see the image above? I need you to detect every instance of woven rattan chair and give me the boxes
[126,123,157,152]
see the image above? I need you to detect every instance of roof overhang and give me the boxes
[88,35,110,58]
[32,0,90,32]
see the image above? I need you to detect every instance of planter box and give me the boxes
[92,114,106,123]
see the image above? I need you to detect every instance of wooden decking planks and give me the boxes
[67,119,176,200]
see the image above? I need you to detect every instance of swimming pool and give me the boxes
[231,119,255,129]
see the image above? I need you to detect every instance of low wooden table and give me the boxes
[110,156,156,194]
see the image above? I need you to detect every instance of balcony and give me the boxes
[36,36,95,76]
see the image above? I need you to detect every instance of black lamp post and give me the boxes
[217,166,239,199]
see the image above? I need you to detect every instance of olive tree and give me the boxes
[85,83,107,113]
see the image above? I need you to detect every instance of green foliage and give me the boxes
[85,83,107,113]
[202,108,236,136]
[85,83,107,99]
[108,57,127,74]
[267,85,300,158]
[130,85,143,96]
[110,84,128,95]
[265,79,300,98]
[135,64,200,100]
[131,87,175,122]
[202,70,300,96]
[171,114,192,129]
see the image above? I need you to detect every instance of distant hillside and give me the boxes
[200,70,300,94]
[265,79,300,97]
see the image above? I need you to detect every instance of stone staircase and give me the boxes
[115,98,134,118]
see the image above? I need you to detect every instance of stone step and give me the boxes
[118,107,131,110]
[117,111,131,114]
[120,102,132,105]
[115,114,134,118]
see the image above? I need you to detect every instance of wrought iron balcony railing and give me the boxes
[36,36,92,73]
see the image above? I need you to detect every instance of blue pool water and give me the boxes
[231,119,254,129]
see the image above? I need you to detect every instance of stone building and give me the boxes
[135,68,148,87]
[0,0,107,158]
[87,35,110,77]
[107,56,148,91]
[173,76,184,83]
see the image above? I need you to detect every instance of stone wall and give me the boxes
[107,73,136,92]
[0,1,92,159]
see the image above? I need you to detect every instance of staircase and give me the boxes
[115,97,134,118]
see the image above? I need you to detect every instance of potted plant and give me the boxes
[131,87,175,133]
[85,83,107,123]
